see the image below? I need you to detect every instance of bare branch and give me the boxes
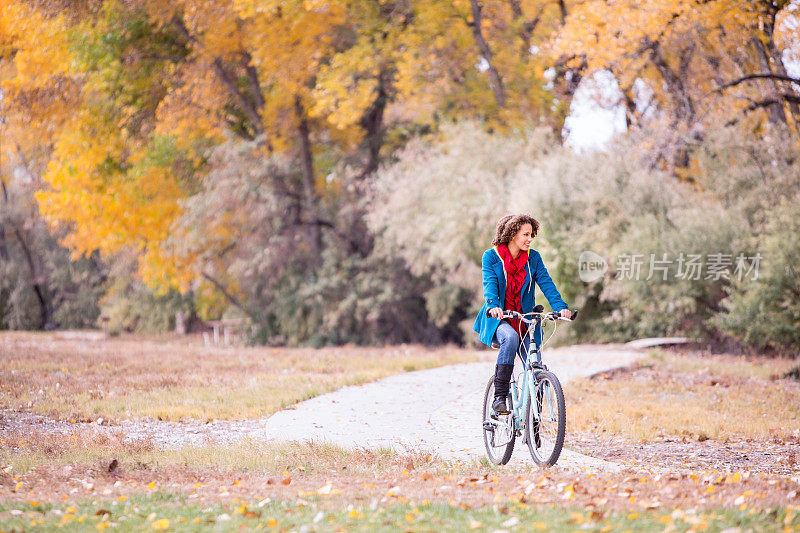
[201,271,257,322]
[171,14,265,138]
[212,57,265,138]
[713,73,800,93]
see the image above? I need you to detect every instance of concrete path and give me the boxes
[259,345,645,470]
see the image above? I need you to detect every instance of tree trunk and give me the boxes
[0,180,9,261]
[649,42,695,124]
[751,37,789,127]
[1,175,49,328]
[358,71,388,180]
[754,4,800,129]
[469,0,506,108]
[13,226,49,329]
[294,96,322,260]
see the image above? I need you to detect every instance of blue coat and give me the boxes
[473,247,568,347]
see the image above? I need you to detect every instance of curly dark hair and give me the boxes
[492,214,540,246]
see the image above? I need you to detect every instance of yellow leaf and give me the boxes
[151,518,170,530]
[267,517,278,527]
[146,482,157,490]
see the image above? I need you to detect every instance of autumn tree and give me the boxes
[551,0,800,137]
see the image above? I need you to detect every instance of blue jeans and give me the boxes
[493,322,531,366]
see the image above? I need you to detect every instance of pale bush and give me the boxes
[367,122,799,350]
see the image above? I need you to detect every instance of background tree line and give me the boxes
[0,0,798,352]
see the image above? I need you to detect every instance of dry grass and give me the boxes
[566,349,800,442]
[3,424,799,517]
[0,332,482,422]
[0,425,441,478]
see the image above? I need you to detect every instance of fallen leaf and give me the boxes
[281,477,292,485]
[151,518,169,530]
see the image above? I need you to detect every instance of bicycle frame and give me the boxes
[509,319,544,432]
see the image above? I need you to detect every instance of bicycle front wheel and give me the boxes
[525,370,565,467]
[482,376,515,465]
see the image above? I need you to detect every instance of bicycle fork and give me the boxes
[510,368,538,436]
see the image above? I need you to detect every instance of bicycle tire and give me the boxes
[525,370,565,467]
[482,376,515,465]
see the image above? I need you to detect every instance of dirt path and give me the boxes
[259,345,645,470]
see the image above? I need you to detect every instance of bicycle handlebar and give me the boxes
[487,308,579,323]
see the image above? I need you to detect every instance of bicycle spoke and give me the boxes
[525,371,565,466]
[483,376,515,464]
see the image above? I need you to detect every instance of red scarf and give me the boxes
[497,244,529,335]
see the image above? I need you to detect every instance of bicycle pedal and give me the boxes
[483,422,495,431]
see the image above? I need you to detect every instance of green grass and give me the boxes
[0,493,798,532]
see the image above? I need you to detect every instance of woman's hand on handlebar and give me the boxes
[559,309,572,319]
[488,307,504,319]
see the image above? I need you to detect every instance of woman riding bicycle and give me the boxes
[473,214,572,416]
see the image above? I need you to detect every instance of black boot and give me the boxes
[492,364,514,415]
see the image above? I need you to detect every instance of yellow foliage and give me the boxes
[549,0,793,126]
[0,1,73,89]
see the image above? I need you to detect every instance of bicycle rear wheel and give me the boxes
[525,370,565,467]
[482,376,515,465]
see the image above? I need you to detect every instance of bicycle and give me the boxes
[482,305,578,466]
